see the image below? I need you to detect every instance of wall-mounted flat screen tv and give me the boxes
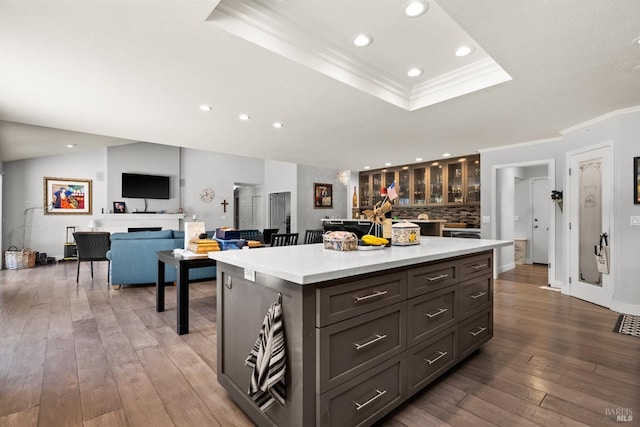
[122,173,170,199]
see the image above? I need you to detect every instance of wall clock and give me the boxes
[200,187,215,202]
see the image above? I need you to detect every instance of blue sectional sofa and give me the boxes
[106,230,217,287]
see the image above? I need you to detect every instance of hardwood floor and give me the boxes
[0,263,637,426]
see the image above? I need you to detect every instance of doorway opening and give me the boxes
[491,158,557,287]
[233,183,263,231]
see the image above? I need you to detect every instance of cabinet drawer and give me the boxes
[406,285,457,347]
[316,272,406,327]
[317,302,405,394]
[317,354,405,427]
[406,326,457,397]
[459,309,493,359]
[459,252,492,281]
[407,260,458,298]
[459,275,492,319]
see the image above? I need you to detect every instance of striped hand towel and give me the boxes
[245,295,286,412]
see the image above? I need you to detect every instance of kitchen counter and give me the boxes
[212,237,510,426]
[320,218,447,237]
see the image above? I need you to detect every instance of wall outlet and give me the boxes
[631,216,640,226]
[514,216,520,221]
[483,216,491,223]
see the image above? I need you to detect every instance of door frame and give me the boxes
[564,141,614,307]
[491,158,557,286]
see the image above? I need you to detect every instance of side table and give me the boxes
[156,250,216,335]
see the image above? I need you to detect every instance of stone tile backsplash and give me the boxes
[391,205,480,228]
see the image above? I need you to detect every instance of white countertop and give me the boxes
[209,237,511,285]
[321,218,447,223]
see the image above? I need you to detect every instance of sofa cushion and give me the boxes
[110,230,174,240]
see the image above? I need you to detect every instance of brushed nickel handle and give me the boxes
[354,333,387,350]
[425,273,449,282]
[470,263,488,270]
[354,290,388,303]
[353,389,387,411]
[424,350,448,365]
[469,291,487,299]
[424,307,448,318]
[469,326,487,336]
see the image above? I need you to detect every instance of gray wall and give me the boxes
[296,163,347,236]
[481,108,640,314]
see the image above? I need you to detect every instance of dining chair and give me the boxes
[304,229,324,244]
[270,233,299,247]
[73,232,111,285]
[237,229,264,243]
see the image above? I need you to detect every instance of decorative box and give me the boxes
[216,227,240,240]
[391,221,420,246]
[323,231,358,251]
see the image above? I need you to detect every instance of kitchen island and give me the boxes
[210,237,511,427]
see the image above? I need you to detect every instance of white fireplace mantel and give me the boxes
[97,214,185,233]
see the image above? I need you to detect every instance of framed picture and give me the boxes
[314,183,333,208]
[635,157,640,204]
[44,177,92,215]
[113,201,127,213]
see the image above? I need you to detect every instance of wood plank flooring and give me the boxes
[0,262,637,426]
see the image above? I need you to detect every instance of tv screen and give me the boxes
[122,173,170,199]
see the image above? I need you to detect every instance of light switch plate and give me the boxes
[483,216,491,223]
[631,216,640,226]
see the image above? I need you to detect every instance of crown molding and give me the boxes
[207,0,511,112]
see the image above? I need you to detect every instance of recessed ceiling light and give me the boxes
[455,46,474,57]
[364,166,371,170]
[407,68,423,77]
[404,1,428,17]
[273,122,284,129]
[353,34,373,47]
[633,35,640,45]
[239,113,250,121]
[200,105,212,111]
[66,144,77,149]
[442,153,451,157]
[415,158,423,162]
[385,162,392,166]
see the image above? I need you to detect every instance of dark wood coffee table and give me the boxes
[156,250,216,335]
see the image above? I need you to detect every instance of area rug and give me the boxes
[613,314,640,338]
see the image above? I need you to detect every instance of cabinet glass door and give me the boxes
[413,167,426,205]
[359,174,371,208]
[429,163,444,205]
[466,159,480,203]
[447,161,464,204]
[398,168,411,205]
[372,172,383,206]
[383,170,395,189]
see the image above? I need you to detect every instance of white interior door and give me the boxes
[568,144,613,308]
[269,193,287,232]
[531,177,549,264]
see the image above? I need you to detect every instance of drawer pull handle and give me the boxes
[469,291,487,299]
[424,307,448,318]
[354,290,388,303]
[469,326,487,336]
[354,333,387,350]
[353,389,387,411]
[425,273,449,282]
[424,350,448,365]
[470,263,488,270]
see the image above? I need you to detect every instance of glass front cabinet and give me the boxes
[359,155,480,207]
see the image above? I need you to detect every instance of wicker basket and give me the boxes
[4,247,36,270]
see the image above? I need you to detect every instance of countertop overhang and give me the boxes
[209,237,511,285]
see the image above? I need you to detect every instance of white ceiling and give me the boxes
[1,0,639,171]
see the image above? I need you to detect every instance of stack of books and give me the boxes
[187,238,220,253]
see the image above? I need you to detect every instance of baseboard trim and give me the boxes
[611,301,640,316]
[498,262,515,274]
